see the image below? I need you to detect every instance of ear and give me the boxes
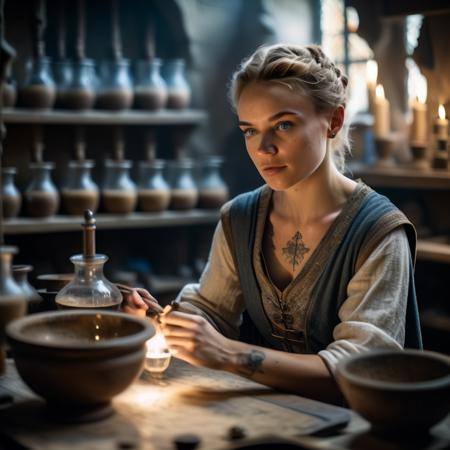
[327,105,345,139]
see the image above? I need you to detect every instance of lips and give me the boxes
[262,165,287,176]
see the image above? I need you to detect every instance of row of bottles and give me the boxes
[3,57,190,111]
[2,157,228,218]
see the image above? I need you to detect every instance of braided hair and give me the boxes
[229,44,350,172]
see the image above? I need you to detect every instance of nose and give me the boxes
[257,130,277,155]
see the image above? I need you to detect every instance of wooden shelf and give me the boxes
[1,108,208,126]
[417,237,450,264]
[349,163,450,190]
[3,210,220,235]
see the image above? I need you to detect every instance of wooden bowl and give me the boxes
[36,274,74,292]
[336,350,450,436]
[6,310,155,422]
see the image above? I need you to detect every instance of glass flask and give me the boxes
[168,159,198,210]
[102,159,137,214]
[134,59,167,110]
[197,157,229,209]
[162,59,191,110]
[1,167,21,219]
[137,159,170,212]
[0,246,27,374]
[55,211,122,310]
[2,78,17,107]
[12,264,42,311]
[53,59,73,108]
[24,162,60,218]
[61,59,96,110]
[19,57,56,109]
[145,325,171,377]
[61,160,99,215]
[96,59,133,110]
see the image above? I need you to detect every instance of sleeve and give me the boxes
[174,220,246,339]
[318,227,410,374]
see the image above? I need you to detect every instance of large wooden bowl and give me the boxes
[336,350,450,436]
[6,310,154,422]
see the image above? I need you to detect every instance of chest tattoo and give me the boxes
[282,230,310,271]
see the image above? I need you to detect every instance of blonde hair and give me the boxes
[229,44,350,172]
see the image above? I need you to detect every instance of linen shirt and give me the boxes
[175,190,410,373]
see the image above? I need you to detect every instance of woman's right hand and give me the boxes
[120,286,163,318]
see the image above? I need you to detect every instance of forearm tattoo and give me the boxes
[237,350,266,377]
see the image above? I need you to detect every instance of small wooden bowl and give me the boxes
[336,350,450,436]
[7,310,155,422]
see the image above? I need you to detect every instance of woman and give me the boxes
[124,44,421,404]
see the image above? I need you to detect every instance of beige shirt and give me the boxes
[176,190,410,373]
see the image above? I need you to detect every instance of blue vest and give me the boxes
[225,186,422,352]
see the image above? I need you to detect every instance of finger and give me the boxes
[135,288,158,304]
[169,347,199,366]
[122,305,146,318]
[160,311,204,328]
[165,336,196,352]
[161,324,195,339]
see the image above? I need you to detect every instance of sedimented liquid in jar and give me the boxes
[62,189,99,215]
[197,189,228,209]
[169,189,197,210]
[138,189,170,212]
[102,190,137,214]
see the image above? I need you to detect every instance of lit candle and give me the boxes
[374,84,390,137]
[410,78,427,144]
[435,104,448,141]
[366,60,378,115]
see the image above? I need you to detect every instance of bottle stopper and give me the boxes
[82,209,96,258]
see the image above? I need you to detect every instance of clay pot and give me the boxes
[336,349,450,436]
[6,310,155,422]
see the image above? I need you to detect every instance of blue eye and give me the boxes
[277,121,292,131]
[242,128,256,137]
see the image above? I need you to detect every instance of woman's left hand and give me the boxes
[160,311,232,370]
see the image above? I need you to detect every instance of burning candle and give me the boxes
[435,104,448,141]
[366,60,378,115]
[410,78,428,144]
[145,329,171,376]
[374,84,390,137]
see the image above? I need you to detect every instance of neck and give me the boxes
[273,150,356,226]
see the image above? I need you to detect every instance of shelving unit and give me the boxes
[3,210,220,235]
[349,163,450,190]
[2,108,208,126]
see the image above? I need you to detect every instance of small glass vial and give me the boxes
[102,160,137,214]
[62,59,96,110]
[197,157,229,209]
[137,160,171,212]
[61,160,100,215]
[134,59,167,110]
[19,57,56,109]
[162,59,191,110]
[96,59,133,110]
[53,59,73,108]
[0,246,27,374]
[168,159,198,210]
[1,167,21,219]
[55,211,122,310]
[24,162,60,218]
[12,264,42,310]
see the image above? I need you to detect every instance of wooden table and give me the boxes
[0,359,449,450]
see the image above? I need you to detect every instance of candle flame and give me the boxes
[416,77,427,104]
[375,84,385,99]
[146,330,169,356]
[438,104,446,120]
[366,60,378,85]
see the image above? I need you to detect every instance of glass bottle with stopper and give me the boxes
[55,210,122,310]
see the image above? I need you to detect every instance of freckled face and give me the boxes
[237,81,330,191]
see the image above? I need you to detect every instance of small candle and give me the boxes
[410,79,427,144]
[366,60,378,115]
[374,84,390,137]
[435,104,448,141]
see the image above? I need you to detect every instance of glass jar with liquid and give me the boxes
[137,159,171,212]
[197,157,229,209]
[134,59,167,110]
[102,160,137,214]
[162,59,191,110]
[23,162,60,218]
[168,159,198,210]
[1,167,21,219]
[61,160,99,215]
